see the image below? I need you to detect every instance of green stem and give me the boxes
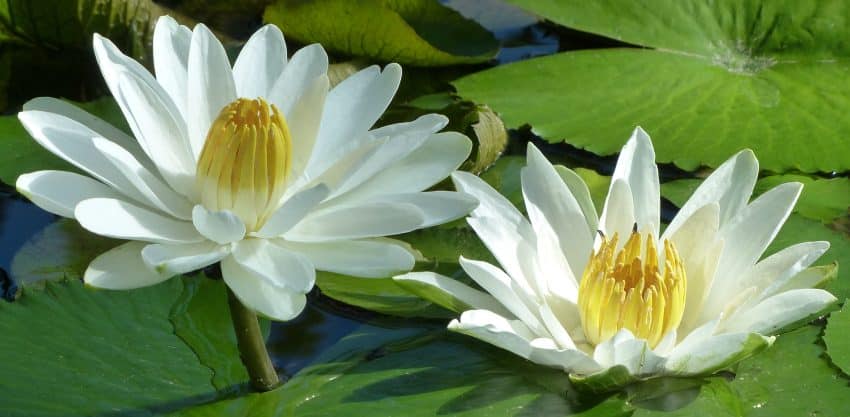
[227,287,280,391]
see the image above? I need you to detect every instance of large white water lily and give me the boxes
[395,127,836,389]
[16,16,475,321]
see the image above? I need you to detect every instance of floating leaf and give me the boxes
[824,300,850,378]
[10,219,118,286]
[167,326,632,417]
[634,326,850,416]
[456,0,850,173]
[0,279,220,416]
[263,0,499,66]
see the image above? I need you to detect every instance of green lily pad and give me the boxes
[634,325,850,416]
[824,300,850,378]
[0,279,220,416]
[455,0,850,173]
[263,0,498,66]
[167,326,632,417]
[10,219,118,286]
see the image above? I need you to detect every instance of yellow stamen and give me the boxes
[577,231,686,348]
[196,98,291,231]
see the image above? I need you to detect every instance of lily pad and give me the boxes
[634,325,850,416]
[455,0,850,173]
[263,0,499,66]
[824,300,850,378]
[10,219,118,286]
[0,279,220,416]
[167,326,632,417]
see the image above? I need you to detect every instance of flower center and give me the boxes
[195,98,292,231]
[577,231,687,348]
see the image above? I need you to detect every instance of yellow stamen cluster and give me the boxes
[196,98,291,231]
[577,231,687,348]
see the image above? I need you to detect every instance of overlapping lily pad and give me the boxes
[454,0,850,173]
[264,0,499,66]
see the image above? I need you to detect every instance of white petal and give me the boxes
[597,179,635,248]
[93,35,194,195]
[287,74,330,177]
[279,238,415,278]
[268,44,329,116]
[553,165,598,235]
[745,241,829,302]
[466,216,537,297]
[527,338,601,374]
[221,254,308,321]
[114,72,195,196]
[16,170,122,218]
[233,24,287,99]
[84,241,169,289]
[231,239,315,293]
[255,184,330,238]
[770,264,836,295]
[701,182,803,322]
[722,289,836,334]
[75,198,202,244]
[93,137,193,219]
[591,329,665,376]
[153,16,192,118]
[186,23,237,159]
[141,241,229,277]
[449,309,537,359]
[23,97,152,172]
[665,332,773,375]
[308,64,402,173]
[664,149,758,238]
[667,203,721,334]
[538,302,577,350]
[191,205,246,244]
[523,143,593,278]
[610,127,660,236]
[452,170,527,229]
[366,191,478,227]
[459,257,545,335]
[285,202,425,242]
[342,132,472,201]
[393,271,511,315]
[18,110,161,203]
[325,114,446,197]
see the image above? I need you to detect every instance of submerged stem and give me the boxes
[226,287,280,391]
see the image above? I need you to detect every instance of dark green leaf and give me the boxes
[263,0,498,66]
[824,300,850,378]
[0,278,221,416]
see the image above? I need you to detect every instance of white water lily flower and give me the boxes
[395,127,836,388]
[15,16,475,321]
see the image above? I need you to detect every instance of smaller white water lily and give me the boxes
[395,127,836,389]
[15,16,475,322]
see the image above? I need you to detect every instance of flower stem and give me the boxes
[226,287,280,391]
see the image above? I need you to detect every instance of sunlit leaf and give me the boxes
[456,0,850,173]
